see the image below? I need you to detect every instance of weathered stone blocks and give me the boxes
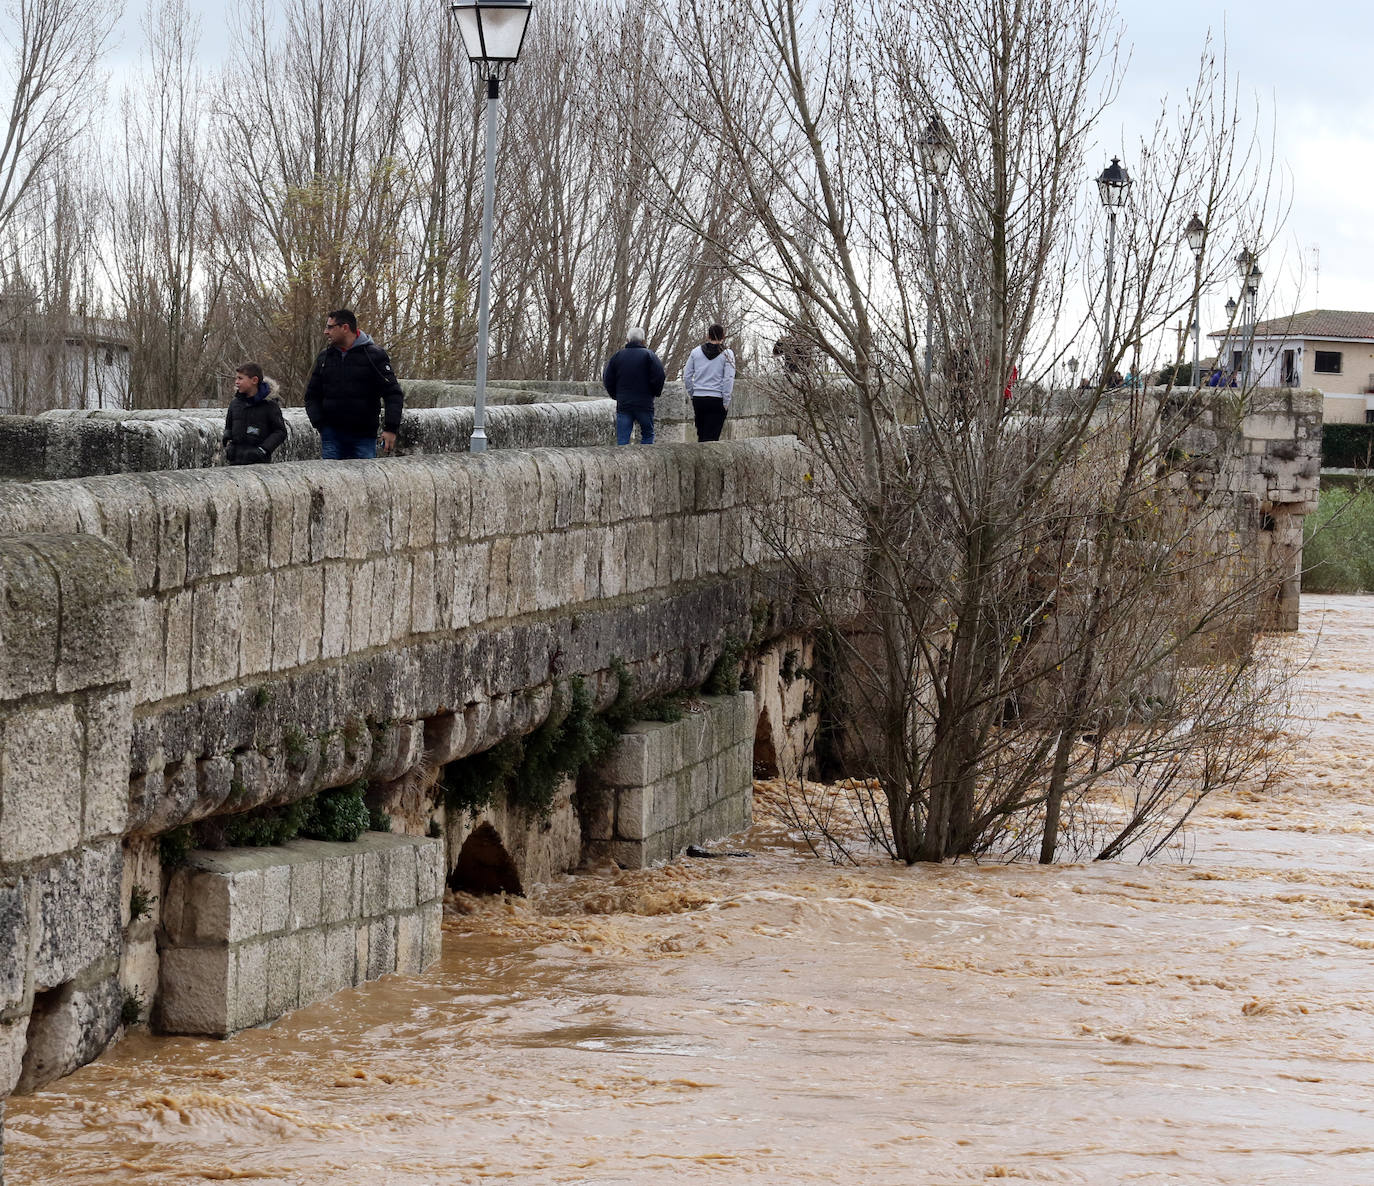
[158,833,443,1036]
[584,693,755,869]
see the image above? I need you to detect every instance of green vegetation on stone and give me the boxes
[704,636,746,695]
[156,779,378,862]
[1322,424,1374,470]
[444,675,621,820]
[158,825,195,869]
[128,884,155,923]
[304,781,371,842]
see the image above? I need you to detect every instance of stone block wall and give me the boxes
[0,533,136,1119]
[1,400,619,479]
[158,833,443,1036]
[0,438,811,837]
[1170,387,1322,630]
[584,693,755,868]
[0,437,825,1140]
[0,377,790,478]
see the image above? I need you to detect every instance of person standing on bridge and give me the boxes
[603,326,666,445]
[682,323,736,442]
[304,308,405,459]
[222,363,287,465]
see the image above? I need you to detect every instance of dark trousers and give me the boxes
[691,396,728,442]
[319,426,379,459]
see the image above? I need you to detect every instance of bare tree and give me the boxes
[0,0,116,241]
[652,0,1295,864]
[107,0,228,409]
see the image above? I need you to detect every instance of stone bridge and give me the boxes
[0,432,825,1161]
[0,384,1322,1177]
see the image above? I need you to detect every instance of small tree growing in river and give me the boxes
[649,0,1297,863]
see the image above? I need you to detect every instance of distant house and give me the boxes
[1210,309,1374,424]
[0,314,131,415]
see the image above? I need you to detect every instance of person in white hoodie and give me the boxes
[682,323,736,442]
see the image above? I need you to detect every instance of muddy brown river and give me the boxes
[8,594,1374,1184]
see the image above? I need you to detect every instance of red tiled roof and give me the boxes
[1209,309,1374,341]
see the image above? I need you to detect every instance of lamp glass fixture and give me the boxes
[449,0,532,63]
[1184,214,1205,254]
[918,118,953,177]
[1096,157,1131,208]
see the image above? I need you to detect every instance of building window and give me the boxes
[1314,350,1342,374]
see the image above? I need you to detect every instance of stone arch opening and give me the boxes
[753,706,778,778]
[17,983,76,1093]
[449,822,524,896]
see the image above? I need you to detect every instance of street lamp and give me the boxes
[917,117,952,388]
[1235,247,1262,386]
[1222,296,1238,384]
[1097,157,1131,384]
[1184,213,1205,387]
[450,0,534,452]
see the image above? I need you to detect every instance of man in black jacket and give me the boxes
[603,326,666,445]
[304,308,405,459]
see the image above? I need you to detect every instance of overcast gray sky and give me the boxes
[1112,0,1373,325]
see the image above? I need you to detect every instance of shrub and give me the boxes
[1322,424,1374,469]
[444,736,523,816]
[602,658,636,733]
[129,884,155,923]
[158,825,195,869]
[120,988,145,1027]
[301,781,370,842]
[638,694,687,723]
[704,636,746,695]
[1303,486,1374,592]
[222,798,311,848]
[443,676,621,821]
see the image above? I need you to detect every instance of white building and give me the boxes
[0,315,131,414]
[1210,309,1374,423]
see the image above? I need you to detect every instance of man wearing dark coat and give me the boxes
[304,308,405,459]
[603,326,666,445]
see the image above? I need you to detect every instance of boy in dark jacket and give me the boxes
[603,326,666,445]
[304,308,406,459]
[223,363,287,465]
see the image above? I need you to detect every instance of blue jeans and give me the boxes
[615,408,654,445]
[319,426,378,459]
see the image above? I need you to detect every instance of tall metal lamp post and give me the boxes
[1096,157,1131,384]
[1184,213,1205,387]
[1236,247,1262,386]
[449,0,533,452]
[917,117,952,388]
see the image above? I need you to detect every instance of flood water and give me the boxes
[8,594,1374,1184]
